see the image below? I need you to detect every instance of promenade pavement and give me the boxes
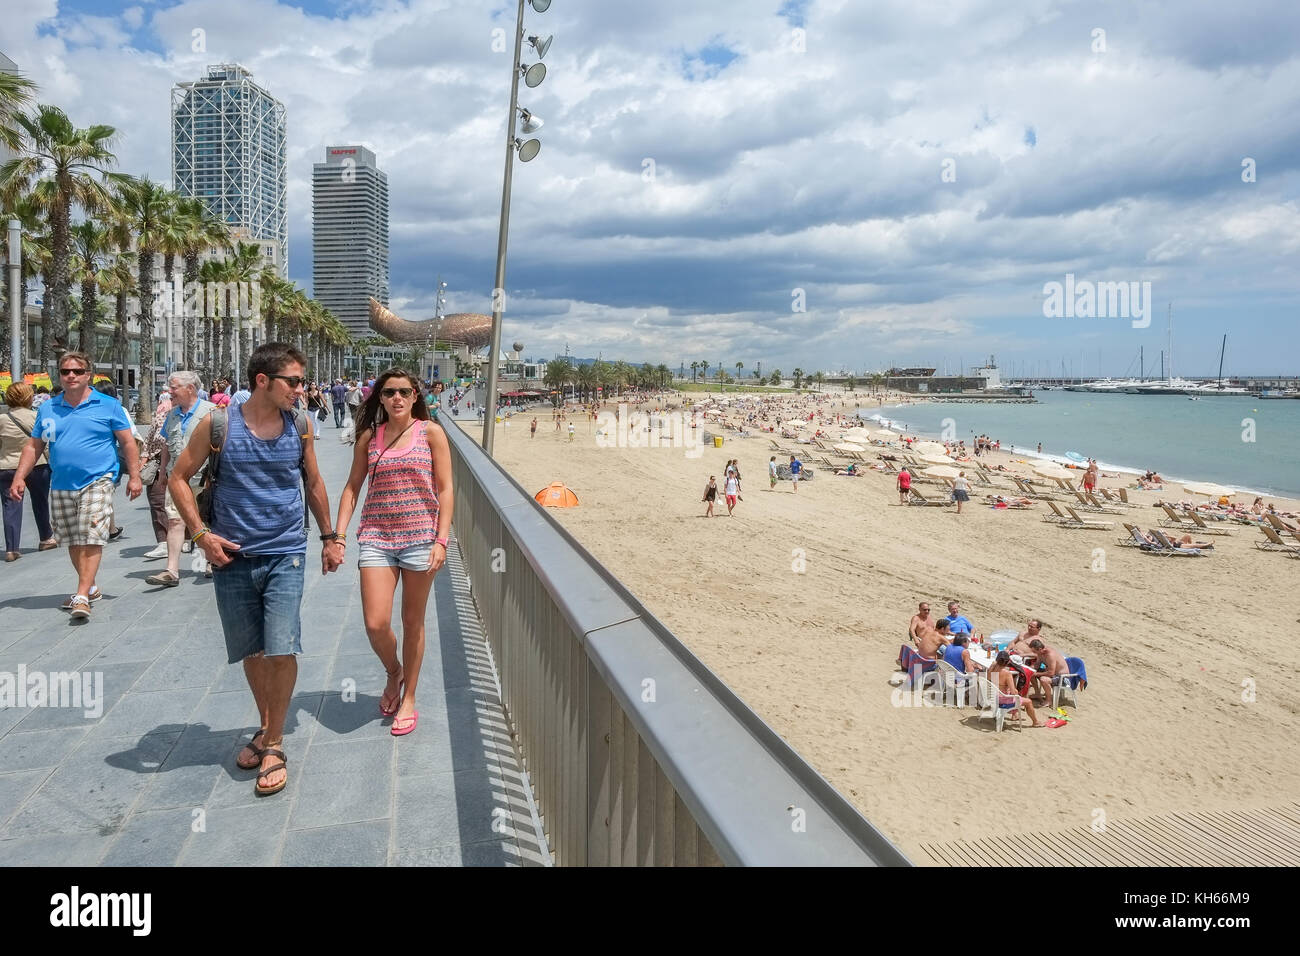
[0,416,549,866]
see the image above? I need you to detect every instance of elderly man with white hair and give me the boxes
[146,371,215,588]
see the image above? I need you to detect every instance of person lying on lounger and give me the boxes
[987,494,1033,508]
[1172,532,1214,550]
[834,463,860,476]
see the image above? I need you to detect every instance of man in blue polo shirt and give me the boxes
[8,351,142,621]
[943,601,974,638]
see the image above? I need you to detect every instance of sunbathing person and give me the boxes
[1172,532,1214,550]
[987,494,1033,508]
[987,652,1044,726]
[834,463,860,476]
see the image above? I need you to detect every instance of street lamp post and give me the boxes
[8,219,20,379]
[482,0,551,456]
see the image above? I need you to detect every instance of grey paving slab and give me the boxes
[100,807,198,866]
[0,433,549,867]
[0,767,53,829]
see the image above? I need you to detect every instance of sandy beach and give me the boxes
[480,389,1300,864]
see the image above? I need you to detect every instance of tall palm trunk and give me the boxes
[48,195,72,366]
[136,250,156,422]
[114,290,129,388]
[183,251,199,371]
[162,254,176,372]
[39,267,54,374]
[220,309,233,381]
[79,276,97,355]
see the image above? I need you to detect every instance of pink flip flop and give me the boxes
[391,711,419,737]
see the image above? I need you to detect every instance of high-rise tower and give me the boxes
[171,64,288,274]
[312,145,389,336]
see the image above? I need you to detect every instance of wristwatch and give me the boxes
[320,531,343,542]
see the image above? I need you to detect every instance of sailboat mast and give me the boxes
[1217,334,1227,389]
[1167,303,1173,383]
[1140,346,1144,382]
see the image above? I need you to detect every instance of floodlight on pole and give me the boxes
[482,0,553,457]
[518,108,544,133]
[528,34,553,59]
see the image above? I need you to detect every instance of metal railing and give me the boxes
[443,415,910,866]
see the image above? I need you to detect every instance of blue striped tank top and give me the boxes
[211,406,307,554]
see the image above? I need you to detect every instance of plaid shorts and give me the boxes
[50,475,116,546]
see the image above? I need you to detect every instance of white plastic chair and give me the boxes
[975,676,1019,732]
[934,660,973,707]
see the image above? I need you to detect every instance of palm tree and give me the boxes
[98,256,135,387]
[543,358,571,405]
[225,240,263,377]
[197,257,229,376]
[0,69,37,153]
[574,362,597,401]
[792,367,804,389]
[0,194,47,376]
[870,372,885,396]
[0,105,124,373]
[700,360,709,387]
[735,361,743,386]
[657,363,670,389]
[813,371,825,392]
[769,369,782,386]
[69,219,110,354]
[689,360,698,384]
[115,176,173,421]
[175,196,230,372]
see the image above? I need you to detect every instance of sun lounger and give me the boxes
[1014,478,1060,501]
[1071,491,1123,514]
[1256,526,1300,556]
[1116,523,1148,547]
[908,488,954,507]
[1055,506,1114,530]
[1148,528,1210,555]
[1158,504,1193,529]
[1042,500,1076,523]
[1183,510,1232,535]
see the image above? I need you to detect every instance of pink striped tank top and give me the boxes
[358,419,439,548]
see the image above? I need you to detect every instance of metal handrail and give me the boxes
[442,413,909,866]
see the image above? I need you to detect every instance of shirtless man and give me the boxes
[909,602,934,647]
[1027,638,1069,701]
[914,618,952,660]
[1007,618,1044,658]
[987,652,1044,726]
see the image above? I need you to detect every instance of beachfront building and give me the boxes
[312,145,389,337]
[171,63,288,275]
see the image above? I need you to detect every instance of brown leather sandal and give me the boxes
[255,747,288,797]
[235,729,266,770]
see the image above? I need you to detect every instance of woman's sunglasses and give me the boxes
[382,387,415,398]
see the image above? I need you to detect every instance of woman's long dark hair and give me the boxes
[356,367,430,435]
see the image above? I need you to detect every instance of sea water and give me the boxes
[857,390,1300,499]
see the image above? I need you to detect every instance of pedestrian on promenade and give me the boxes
[140,389,175,559]
[169,343,341,796]
[346,380,364,422]
[331,368,454,737]
[330,379,348,427]
[0,383,57,562]
[146,372,214,588]
[8,352,141,619]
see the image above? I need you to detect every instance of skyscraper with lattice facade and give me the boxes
[171,64,287,275]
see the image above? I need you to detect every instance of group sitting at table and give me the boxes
[905,605,1073,724]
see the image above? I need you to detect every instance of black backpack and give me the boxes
[195,406,312,529]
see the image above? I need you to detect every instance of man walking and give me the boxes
[8,351,142,620]
[330,379,348,427]
[145,371,214,588]
[345,380,364,422]
[169,343,341,797]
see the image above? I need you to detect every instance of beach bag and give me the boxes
[196,407,312,528]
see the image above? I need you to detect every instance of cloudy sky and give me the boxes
[3,0,1298,376]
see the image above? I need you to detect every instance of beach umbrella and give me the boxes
[834,442,867,452]
[913,441,948,456]
[918,451,954,465]
[1065,451,1087,463]
[783,419,810,429]
[924,465,962,479]
[1033,463,1071,479]
[870,429,897,441]
[1183,481,1235,498]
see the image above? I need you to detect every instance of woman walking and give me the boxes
[139,388,174,559]
[952,470,971,514]
[331,369,454,736]
[0,383,57,561]
[702,476,717,517]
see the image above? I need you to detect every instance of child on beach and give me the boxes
[702,477,718,517]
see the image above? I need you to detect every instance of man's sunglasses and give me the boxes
[382,387,415,398]
[269,374,306,388]
[59,367,89,377]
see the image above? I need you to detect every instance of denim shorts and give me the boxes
[357,541,433,571]
[212,553,306,663]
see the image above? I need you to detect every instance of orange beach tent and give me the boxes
[535,482,579,507]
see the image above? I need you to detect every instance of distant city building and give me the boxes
[312,146,389,336]
[171,64,288,274]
